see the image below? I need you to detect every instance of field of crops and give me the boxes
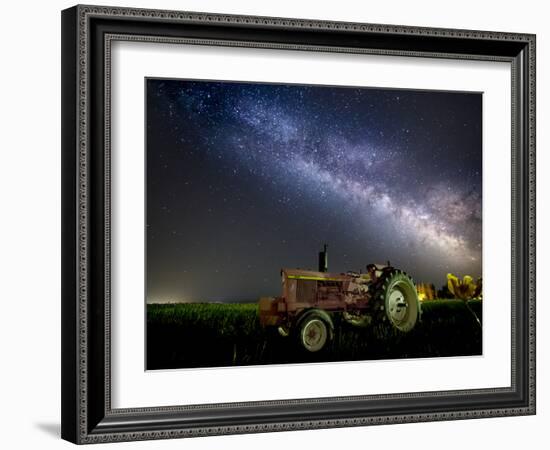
[146,300,482,370]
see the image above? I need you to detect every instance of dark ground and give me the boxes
[146,300,482,370]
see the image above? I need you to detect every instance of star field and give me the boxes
[146,79,482,302]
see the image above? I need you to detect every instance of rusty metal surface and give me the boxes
[260,266,389,326]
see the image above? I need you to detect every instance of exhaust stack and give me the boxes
[318,244,328,272]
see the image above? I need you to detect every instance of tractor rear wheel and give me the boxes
[375,270,420,332]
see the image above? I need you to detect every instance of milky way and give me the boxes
[146,79,482,302]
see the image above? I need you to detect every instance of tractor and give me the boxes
[258,245,421,352]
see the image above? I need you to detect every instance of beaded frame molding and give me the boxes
[61,4,536,444]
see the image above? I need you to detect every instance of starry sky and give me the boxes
[146,79,482,303]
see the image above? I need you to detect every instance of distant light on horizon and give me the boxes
[147,297,189,304]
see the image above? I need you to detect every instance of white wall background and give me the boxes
[0,0,545,448]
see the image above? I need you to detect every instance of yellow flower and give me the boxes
[447,273,481,300]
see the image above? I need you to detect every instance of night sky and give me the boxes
[146,79,482,303]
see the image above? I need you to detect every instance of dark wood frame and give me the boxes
[61,4,536,444]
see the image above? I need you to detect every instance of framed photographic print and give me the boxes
[61,4,536,444]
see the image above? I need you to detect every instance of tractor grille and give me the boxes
[296,280,316,303]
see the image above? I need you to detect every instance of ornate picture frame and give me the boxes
[61,4,536,444]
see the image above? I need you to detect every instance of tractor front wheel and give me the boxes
[297,311,333,352]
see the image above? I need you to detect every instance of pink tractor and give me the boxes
[259,245,421,352]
